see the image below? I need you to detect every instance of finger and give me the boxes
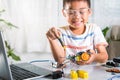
[49,32,56,39]
[85,61,91,64]
[76,61,86,65]
[51,27,61,38]
[46,29,57,40]
[56,29,61,37]
[86,53,96,64]
[89,49,96,54]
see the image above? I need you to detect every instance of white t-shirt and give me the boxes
[59,23,108,57]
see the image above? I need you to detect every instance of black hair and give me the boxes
[63,0,91,9]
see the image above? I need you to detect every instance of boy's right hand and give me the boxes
[46,27,61,41]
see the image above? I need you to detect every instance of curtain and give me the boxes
[0,0,120,54]
[0,0,66,53]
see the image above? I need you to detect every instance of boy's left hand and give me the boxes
[76,49,96,65]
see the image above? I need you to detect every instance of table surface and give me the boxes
[12,52,120,80]
[32,61,120,80]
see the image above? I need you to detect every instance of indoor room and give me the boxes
[0,0,120,80]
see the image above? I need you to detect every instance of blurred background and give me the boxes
[0,0,120,55]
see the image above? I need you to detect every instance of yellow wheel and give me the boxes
[81,52,90,61]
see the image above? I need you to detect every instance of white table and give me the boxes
[32,61,120,80]
[12,52,120,80]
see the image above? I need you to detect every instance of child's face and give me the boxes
[63,1,92,28]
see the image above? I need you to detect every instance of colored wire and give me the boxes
[29,60,52,64]
[29,60,58,68]
[107,75,120,80]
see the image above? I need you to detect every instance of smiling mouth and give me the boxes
[72,21,83,26]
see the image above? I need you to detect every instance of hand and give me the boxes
[85,49,96,64]
[76,49,96,65]
[46,27,61,41]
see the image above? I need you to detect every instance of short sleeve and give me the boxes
[93,26,108,48]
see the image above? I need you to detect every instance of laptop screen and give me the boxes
[0,32,13,80]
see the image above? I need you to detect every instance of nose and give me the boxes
[73,11,81,18]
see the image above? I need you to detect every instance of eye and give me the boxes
[79,11,84,15]
[68,10,75,15]
[79,8,89,15]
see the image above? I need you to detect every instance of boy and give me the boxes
[46,0,108,65]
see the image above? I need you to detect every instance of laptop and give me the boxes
[0,31,52,80]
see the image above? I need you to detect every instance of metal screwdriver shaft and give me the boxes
[57,37,66,50]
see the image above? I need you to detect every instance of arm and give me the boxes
[76,25,108,65]
[93,45,108,63]
[86,45,108,64]
[76,46,108,65]
[87,25,108,63]
[46,27,66,64]
[91,26,108,63]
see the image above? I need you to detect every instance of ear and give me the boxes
[88,8,92,16]
[62,9,67,17]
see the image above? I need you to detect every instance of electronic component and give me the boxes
[68,51,90,62]
[77,70,88,79]
[70,70,78,79]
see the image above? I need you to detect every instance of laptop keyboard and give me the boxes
[10,64,40,80]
